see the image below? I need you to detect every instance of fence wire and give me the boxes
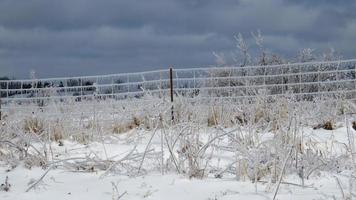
[1,59,356,120]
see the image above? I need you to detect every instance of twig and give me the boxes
[117,191,128,200]
[111,181,128,200]
[197,131,230,156]
[100,144,137,178]
[25,165,54,192]
[138,126,158,173]
[334,176,345,199]
[258,180,315,189]
[273,146,293,200]
[163,131,181,173]
[306,163,327,179]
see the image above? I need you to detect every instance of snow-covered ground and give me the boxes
[1,167,352,200]
[1,126,355,200]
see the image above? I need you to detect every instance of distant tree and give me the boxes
[83,80,94,91]
[234,33,251,67]
[0,77,10,91]
[0,76,10,80]
[0,77,10,97]
[298,48,316,63]
[67,79,79,87]
[210,30,351,99]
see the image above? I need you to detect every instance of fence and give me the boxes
[1,59,356,120]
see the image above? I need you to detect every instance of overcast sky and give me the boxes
[0,0,355,79]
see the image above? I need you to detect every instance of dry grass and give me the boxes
[352,121,356,131]
[207,111,218,127]
[23,117,44,134]
[323,121,334,130]
[50,123,65,142]
[112,116,143,134]
[313,121,335,130]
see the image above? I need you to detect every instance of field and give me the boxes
[1,60,356,199]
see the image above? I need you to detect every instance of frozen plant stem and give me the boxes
[26,165,54,192]
[161,125,165,175]
[138,125,158,173]
[273,147,293,200]
[335,176,345,199]
[345,116,356,167]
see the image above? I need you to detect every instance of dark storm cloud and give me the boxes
[286,0,354,7]
[0,0,355,78]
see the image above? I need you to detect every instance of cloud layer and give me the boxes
[0,0,355,78]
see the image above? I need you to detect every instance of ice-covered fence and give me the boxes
[0,69,172,121]
[173,59,356,101]
[1,59,356,119]
[0,69,171,103]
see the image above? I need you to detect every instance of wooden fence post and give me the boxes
[0,82,3,121]
[0,91,2,121]
[170,67,174,121]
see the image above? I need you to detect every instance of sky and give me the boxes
[0,0,355,79]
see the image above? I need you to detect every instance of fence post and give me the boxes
[0,88,2,121]
[170,67,174,121]
[0,81,4,120]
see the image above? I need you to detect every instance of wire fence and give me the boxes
[1,59,356,120]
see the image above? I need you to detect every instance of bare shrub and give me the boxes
[176,126,206,179]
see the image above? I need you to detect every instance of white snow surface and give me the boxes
[0,168,352,200]
[0,127,355,200]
